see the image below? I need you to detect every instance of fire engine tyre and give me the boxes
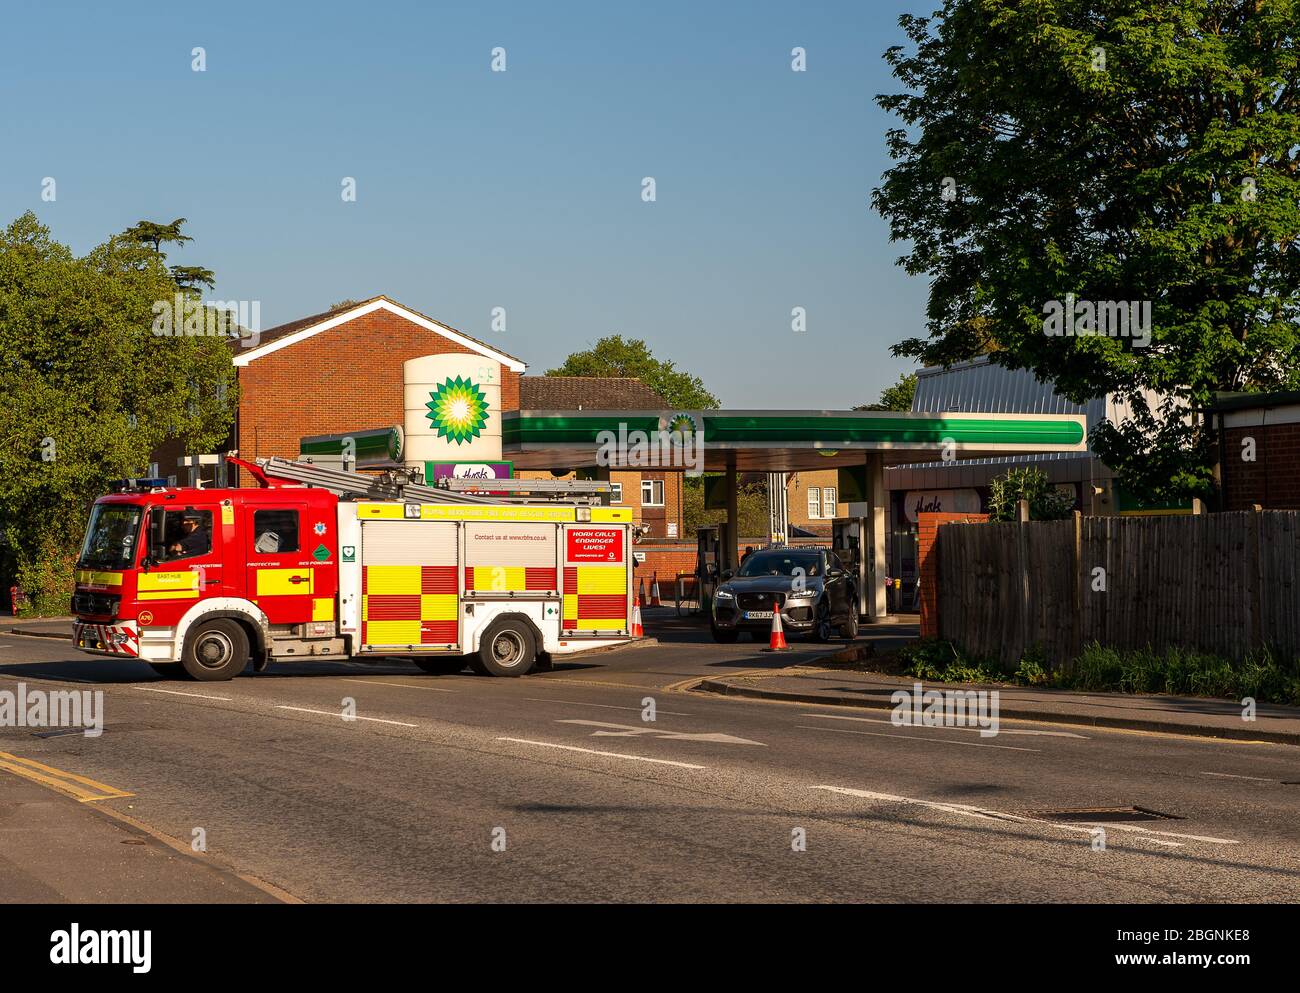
[181,619,250,681]
[411,656,468,675]
[471,619,536,677]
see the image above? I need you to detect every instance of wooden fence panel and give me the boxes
[935,511,1300,667]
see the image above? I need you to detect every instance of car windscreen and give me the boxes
[78,504,144,571]
[737,551,821,578]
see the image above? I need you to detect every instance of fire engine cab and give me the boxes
[72,457,636,681]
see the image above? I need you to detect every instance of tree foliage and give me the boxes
[0,213,236,610]
[546,335,720,409]
[987,466,1076,521]
[856,371,918,411]
[873,1,1300,501]
[682,477,771,537]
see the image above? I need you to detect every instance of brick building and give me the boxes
[149,298,686,537]
[1212,391,1300,511]
[515,376,685,539]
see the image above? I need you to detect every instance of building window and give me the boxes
[807,487,821,519]
[609,482,623,504]
[824,487,837,516]
[641,479,664,507]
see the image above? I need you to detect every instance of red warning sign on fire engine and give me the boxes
[566,528,623,563]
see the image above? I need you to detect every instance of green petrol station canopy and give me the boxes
[502,409,1088,472]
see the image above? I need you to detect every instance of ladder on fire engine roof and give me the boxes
[241,457,611,506]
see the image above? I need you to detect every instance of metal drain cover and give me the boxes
[1023,806,1181,823]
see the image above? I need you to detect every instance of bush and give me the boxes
[897,639,1010,684]
[897,639,1300,706]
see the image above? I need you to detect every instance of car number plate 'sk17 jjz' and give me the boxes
[743,610,773,620]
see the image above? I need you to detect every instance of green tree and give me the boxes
[855,372,918,411]
[123,217,192,256]
[987,467,1074,522]
[546,335,720,409]
[682,477,770,537]
[0,213,236,612]
[872,1,1300,502]
[170,265,216,291]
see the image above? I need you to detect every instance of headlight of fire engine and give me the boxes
[714,589,735,601]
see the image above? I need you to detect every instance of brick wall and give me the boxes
[788,469,845,526]
[235,308,520,484]
[1222,423,1300,511]
[917,511,989,638]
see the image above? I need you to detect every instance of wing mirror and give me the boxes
[720,569,734,581]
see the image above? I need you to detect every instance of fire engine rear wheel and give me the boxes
[181,619,250,682]
[411,656,468,675]
[471,620,536,677]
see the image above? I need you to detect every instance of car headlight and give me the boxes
[714,589,735,601]
[786,589,816,599]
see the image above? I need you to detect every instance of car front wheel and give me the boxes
[810,600,834,642]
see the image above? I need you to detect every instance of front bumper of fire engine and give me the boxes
[73,618,141,658]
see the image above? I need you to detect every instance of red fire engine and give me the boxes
[72,458,635,680]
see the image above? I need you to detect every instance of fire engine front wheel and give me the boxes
[181,619,250,681]
[471,619,536,677]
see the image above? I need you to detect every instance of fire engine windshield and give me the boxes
[78,504,144,571]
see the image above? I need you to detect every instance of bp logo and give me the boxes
[659,412,699,446]
[425,376,490,445]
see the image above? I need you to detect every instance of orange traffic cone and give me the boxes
[631,597,645,638]
[638,576,647,606]
[650,572,663,607]
[762,598,790,652]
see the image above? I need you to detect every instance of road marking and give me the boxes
[135,687,232,701]
[556,719,764,746]
[496,737,706,769]
[1201,771,1275,782]
[339,678,457,693]
[523,697,691,715]
[812,785,1239,846]
[0,751,134,803]
[802,713,1088,739]
[798,724,1040,752]
[275,705,418,727]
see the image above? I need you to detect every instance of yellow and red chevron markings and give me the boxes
[362,565,457,645]
[563,565,627,632]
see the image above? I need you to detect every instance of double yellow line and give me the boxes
[0,751,134,803]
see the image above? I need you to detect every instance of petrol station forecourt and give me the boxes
[502,405,1088,619]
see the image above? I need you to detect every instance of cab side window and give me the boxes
[163,509,213,561]
[254,509,300,554]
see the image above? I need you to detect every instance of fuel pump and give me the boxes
[695,523,730,620]
[832,516,868,619]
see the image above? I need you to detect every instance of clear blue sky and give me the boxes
[3,0,934,408]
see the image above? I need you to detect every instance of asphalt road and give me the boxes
[1,615,1297,903]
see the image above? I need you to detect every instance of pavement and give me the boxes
[698,668,1300,746]
[6,616,73,639]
